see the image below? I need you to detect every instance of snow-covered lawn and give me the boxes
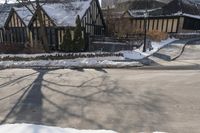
[0,38,177,68]
[122,38,177,60]
[0,53,141,68]
[0,124,117,133]
[0,58,142,68]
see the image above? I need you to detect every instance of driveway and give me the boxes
[0,68,200,133]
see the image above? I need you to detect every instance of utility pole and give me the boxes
[143,0,148,52]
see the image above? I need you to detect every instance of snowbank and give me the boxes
[122,38,177,60]
[0,58,142,68]
[0,124,168,133]
[0,52,117,59]
[0,124,118,133]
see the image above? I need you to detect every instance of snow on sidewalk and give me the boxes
[0,124,117,133]
[0,58,142,68]
[122,38,177,60]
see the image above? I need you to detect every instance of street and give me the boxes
[0,68,200,133]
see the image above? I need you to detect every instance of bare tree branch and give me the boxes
[16,0,34,14]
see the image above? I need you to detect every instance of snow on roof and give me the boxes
[162,0,200,15]
[0,4,15,27]
[128,8,161,18]
[182,13,200,19]
[126,0,200,19]
[0,11,9,28]
[13,6,34,26]
[173,11,200,19]
[42,0,92,27]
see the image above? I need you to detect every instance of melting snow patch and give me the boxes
[0,124,118,133]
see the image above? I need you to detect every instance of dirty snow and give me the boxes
[122,38,177,60]
[0,124,118,133]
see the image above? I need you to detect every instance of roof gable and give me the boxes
[41,0,92,27]
[13,6,34,26]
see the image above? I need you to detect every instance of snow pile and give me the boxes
[122,38,177,60]
[0,58,141,68]
[0,52,121,59]
[0,124,118,133]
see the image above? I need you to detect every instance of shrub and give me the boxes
[73,15,85,52]
[0,44,22,53]
[147,30,168,42]
[61,28,73,52]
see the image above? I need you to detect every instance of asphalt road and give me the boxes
[0,68,200,133]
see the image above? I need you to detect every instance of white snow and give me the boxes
[0,4,14,28]
[0,0,34,3]
[140,132,167,133]
[153,132,168,133]
[122,38,177,60]
[42,0,92,27]
[0,52,121,58]
[0,58,141,68]
[0,0,92,27]
[0,123,118,133]
[128,8,161,18]
[0,0,16,3]
[0,123,168,133]
[0,38,178,67]
[13,6,34,26]
[173,11,200,19]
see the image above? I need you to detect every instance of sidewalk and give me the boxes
[144,38,200,69]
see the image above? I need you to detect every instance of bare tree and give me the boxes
[14,0,49,52]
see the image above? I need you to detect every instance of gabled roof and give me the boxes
[13,6,34,26]
[41,0,92,27]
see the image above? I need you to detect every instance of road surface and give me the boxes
[0,68,200,133]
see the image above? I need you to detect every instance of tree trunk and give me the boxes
[36,1,49,52]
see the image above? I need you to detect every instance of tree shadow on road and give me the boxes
[0,69,112,129]
[0,69,47,125]
[0,68,172,133]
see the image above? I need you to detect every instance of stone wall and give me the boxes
[89,36,141,52]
